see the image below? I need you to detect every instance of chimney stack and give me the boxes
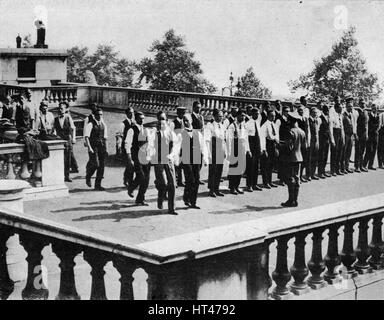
[16,34,21,48]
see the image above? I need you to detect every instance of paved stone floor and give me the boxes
[6,108,384,299]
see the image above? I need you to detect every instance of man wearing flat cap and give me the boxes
[280,111,306,207]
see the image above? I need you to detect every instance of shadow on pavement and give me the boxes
[72,208,170,222]
[209,205,284,215]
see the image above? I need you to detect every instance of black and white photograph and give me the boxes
[1,0,384,307]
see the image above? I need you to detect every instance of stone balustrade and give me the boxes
[0,141,68,201]
[1,192,384,300]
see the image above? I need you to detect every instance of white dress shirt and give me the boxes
[245,117,265,151]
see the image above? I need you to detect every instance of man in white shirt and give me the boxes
[206,109,227,197]
[329,101,345,176]
[260,110,279,188]
[179,113,208,209]
[223,106,238,130]
[84,106,108,190]
[35,100,55,135]
[125,111,150,206]
[226,109,251,194]
[149,111,180,215]
[170,106,186,187]
[244,107,264,191]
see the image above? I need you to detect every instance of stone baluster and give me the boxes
[83,249,109,300]
[0,226,14,300]
[354,217,372,274]
[52,241,81,300]
[307,228,327,289]
[19,159,30,180]
[340,221,358,278]
[324,224,342,284]
[290,231,310,295]
[369,214,384,269]
[6,155,15,180]
[113,257,136,300]
[19,232,49,300]
[271,236,292,299]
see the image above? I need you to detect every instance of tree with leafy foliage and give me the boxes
[137,29,216,93]
[288,27,382,101]
[234,67,272,99]
[67,44,136,87]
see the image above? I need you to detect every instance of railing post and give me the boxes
[0,226,14,300]
[290,231,310,295]
[113,257,136,300]
[246,241,272,300]
[83,249,109,300]
[271,236,293,300]
[6,155,15,180]
[369,214,384,269]
[307,228,327,289]
[324,224,342,284]
[354,217,373,274]
[340,221,358,278]
[52,241,81,300]
[19,232,49,300]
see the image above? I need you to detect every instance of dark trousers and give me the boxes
[208,164,223,192]
[175,164,183,184]
[260,142,276,185]
[330,128,343,173]
[154,163,176,212]
[308,143,319,177]
[364,133,378,168]
[355,135,366,170]
[246,151,260,187]
[183,164,200,205]
[343,134,353,171]
[86,142,106,185]
[228,164,242,190]
[64,141,72,180]
[130,162,150,203]
[318,136,329,175]
[378,128,384,167]
[123,153,134,187]
[70,150,78,170]
[300,147,309,178]
[287,162,301,203]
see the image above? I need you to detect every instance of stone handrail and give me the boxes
[0,140,68,200]
[1,191,384,299]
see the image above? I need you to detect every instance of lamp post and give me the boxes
[221,72,242,96]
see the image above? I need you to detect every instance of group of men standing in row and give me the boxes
[116,94,384,213]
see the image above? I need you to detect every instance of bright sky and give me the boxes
[1,0,384,99]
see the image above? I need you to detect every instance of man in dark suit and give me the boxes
[364,103,380,170]
[281,112,306,207]
[318,104,331,178]
[355,99,369,172]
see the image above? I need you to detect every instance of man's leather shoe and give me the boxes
[311,175,319,180]
[189,205,201,209]
[230,189,238,195]
[208,191,217,198]
[270,183,278,188]
[278,180,286,186]
[307,177,312,182]
[300,177,308,183]
[336,170,344,175]
[252,185,262,191]
[169,210,178,215]
[236,188,244,194]
[94,186,105,191]
[65,178,72,182]
[318,174,326,179]
[347,169,354,173]
[184,201,191,207]
[331,172,337,177]
[361,167,368,172]
[263,184,271,189]
[86,177,92,187]
[127,189,134,198]
[136,201,149,206]
[281,200,294,207]
[369,166,377,170]
[215,191,224,197]
[355,168,361,173]
[325,173,332,177]
[244,186,253,192]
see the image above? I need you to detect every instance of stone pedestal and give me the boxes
[0,179,30,213]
